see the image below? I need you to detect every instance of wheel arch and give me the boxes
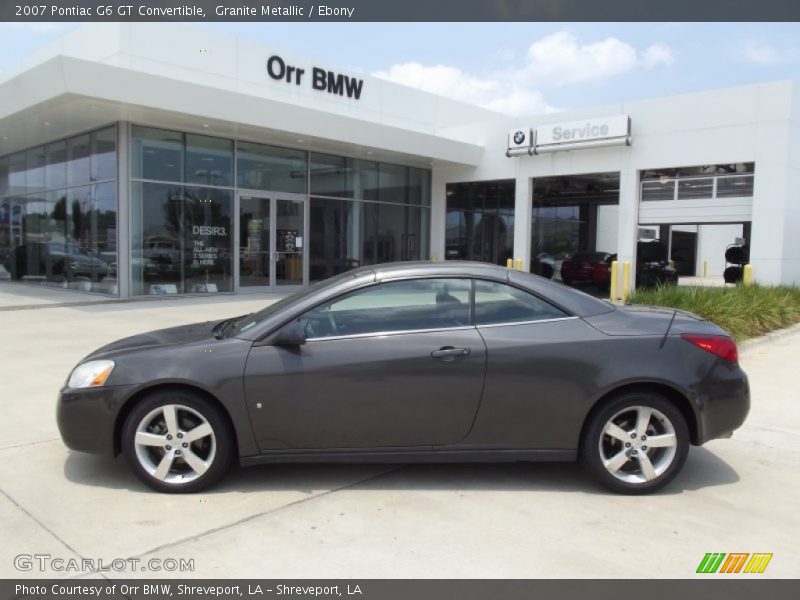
[113,383,239,456]
[578,382,700,450]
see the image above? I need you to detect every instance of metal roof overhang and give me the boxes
[0,56,484,168]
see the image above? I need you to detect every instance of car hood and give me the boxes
[583,304,724,337]
[84,320,224,360]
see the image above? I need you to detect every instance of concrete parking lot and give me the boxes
[1,284,798,579]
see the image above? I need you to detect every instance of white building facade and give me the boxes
[1,23,798,298]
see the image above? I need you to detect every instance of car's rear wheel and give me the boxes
[122,390,233,493]
[581,392,689,494]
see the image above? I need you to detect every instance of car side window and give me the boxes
[300,278,472,339]
[474,280,569,326]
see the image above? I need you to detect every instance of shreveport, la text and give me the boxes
[15,584,364,597]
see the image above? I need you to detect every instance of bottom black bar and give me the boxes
[2,580,798,600]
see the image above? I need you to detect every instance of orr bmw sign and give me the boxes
[507,114,631,156]
[267,55,364,100]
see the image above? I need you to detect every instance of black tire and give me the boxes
[122,389,234,493]
[580,391,689,494]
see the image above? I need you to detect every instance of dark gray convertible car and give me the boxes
[57,261,749,494]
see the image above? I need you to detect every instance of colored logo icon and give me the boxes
[696,552,773,574]
[513,130,526,145]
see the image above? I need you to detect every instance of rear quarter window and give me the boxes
[475,280,569,326]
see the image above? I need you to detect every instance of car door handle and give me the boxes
[431,346,471,360]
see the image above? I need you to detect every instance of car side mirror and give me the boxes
[271,320,307,347]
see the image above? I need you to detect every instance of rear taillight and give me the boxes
[681,334,738,363]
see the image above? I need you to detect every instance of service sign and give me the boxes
[536,114,630,148]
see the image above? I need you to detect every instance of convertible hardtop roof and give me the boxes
[360,261,614,318]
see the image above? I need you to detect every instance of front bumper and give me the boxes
[57,385,137,456]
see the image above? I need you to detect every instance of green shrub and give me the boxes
[628,284,800,341]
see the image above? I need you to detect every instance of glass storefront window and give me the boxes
[0,126,117,294]
[67,134,91,186]
[91,127,117,182]
[237,142,307,193]
[7,152,26,196]
[310,153,351,198]
[445,180,515,265]
[309,197,363,281]
[186,134,233,187]
[408,167,430,206]
[131,126,184,183]
[130,182,232,296]
[378,163,407,204]
[183,186,233,292]
[46,141,67,190]
[0,156,8,197]
[353,158,378,201]
[25,147,46,192]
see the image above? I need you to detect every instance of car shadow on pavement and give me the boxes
[63,446,738,496]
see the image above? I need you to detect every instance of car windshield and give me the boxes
[232,270,367,335]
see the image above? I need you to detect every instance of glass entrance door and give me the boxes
[274,197,305,286]
[238,193,307,290]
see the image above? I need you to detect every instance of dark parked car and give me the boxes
[561,251,614,285]
[8,241,110,282]
[58,261,748,494]
[637,240,678,288]
[531,252,555,279]
[591,242,678,291]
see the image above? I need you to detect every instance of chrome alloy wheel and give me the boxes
[133,404,216,485]
[599,405,678,484]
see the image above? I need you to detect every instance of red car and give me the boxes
[592,254,616,290]
[560,252,614,285]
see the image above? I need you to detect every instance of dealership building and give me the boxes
[1,23,798,298]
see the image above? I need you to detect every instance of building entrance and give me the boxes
[238,191,307,291]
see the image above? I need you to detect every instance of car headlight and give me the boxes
[68,360,115,389]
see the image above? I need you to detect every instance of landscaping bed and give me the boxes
[628,284,800,341]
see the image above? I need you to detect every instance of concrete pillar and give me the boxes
[750,164,789,285]
[614,166,639,299]
[116,121,130,298]
[429,169,447,260]
[512,175,532,271]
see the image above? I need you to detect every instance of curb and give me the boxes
[739,321,800,354]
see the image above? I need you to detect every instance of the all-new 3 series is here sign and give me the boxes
[507,114,631,156]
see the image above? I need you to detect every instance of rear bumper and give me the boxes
[694,366,750,445]
[56,385,136,456]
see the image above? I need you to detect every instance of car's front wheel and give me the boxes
[581,392,689,494]
[122,390,233,493]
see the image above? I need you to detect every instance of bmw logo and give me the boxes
[513,130,526,145]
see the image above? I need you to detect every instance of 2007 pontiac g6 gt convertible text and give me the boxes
[57,262,749,494]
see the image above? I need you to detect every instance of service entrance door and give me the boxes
[238,192,307,291]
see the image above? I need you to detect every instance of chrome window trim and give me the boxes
[476,316,579,329]
[306,324,477,343]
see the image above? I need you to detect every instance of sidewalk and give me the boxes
[0,281,290,312]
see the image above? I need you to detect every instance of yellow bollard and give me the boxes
[622,260,632,301]
[743,264,753,286]
[430,255,437,261]
[514,258,523,270]
[703,260,709,277]
[506,258,514,269]
[609,260,619,301]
